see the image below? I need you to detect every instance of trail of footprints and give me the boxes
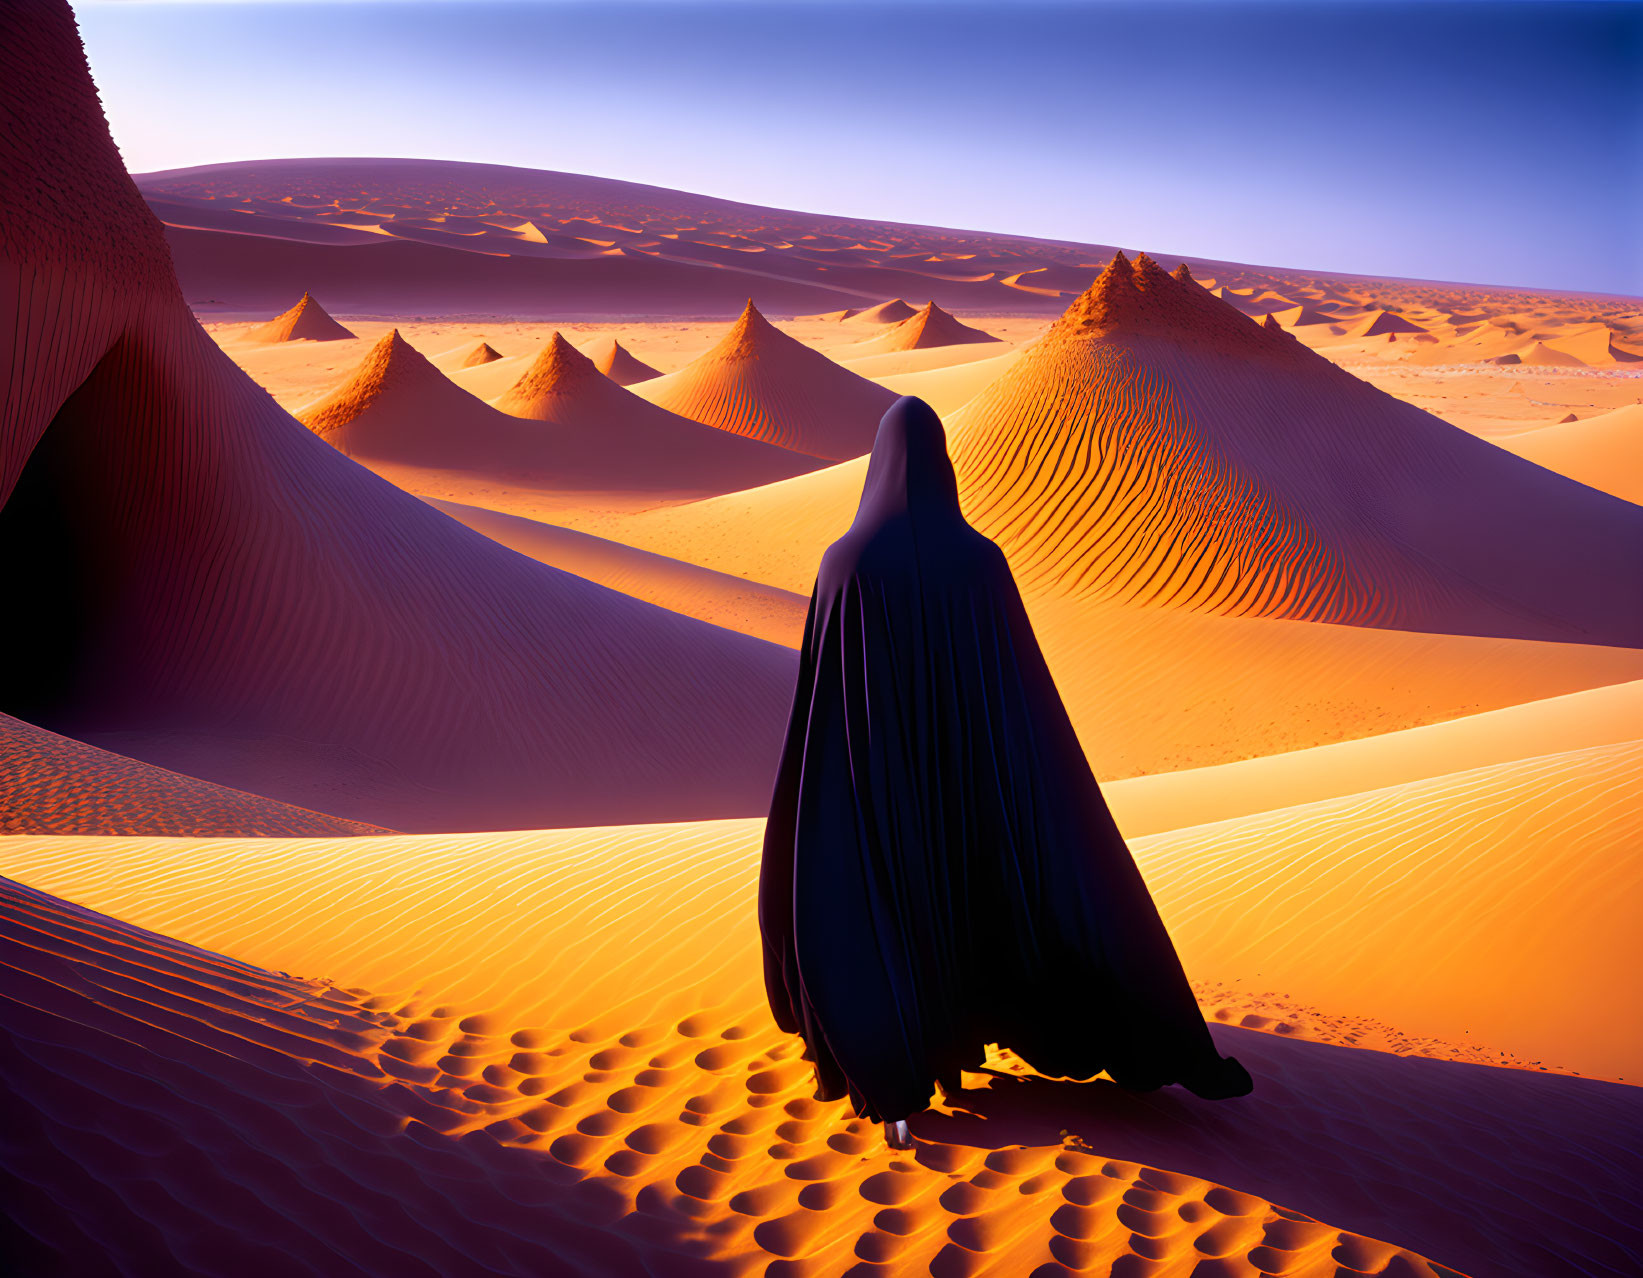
[337,988,1460,1276]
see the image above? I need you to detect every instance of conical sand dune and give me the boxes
[843,300,1001,355]
[299,328,556,473]
[9,869,1606,1278]
[846,297,920,325]
[247,289,355,342]
[458,338,503,366]
[583,335,661,385]
[1521,339,1587,367]
[1267,302,1337,327]
[1342,308,1427,339]
[0,3,795,831]
[634,300,895,459]
[489,332,823,490]
[944,251,1643,644]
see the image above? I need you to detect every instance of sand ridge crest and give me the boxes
[636,298,897,459]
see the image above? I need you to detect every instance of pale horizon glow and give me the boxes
[74,0,1643,294]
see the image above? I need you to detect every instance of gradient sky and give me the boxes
[74,1,1642,294]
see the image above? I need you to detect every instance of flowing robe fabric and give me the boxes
[760,397,1251,1123]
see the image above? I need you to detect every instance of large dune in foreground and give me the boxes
[8,717,1641,1277]
[0,2,795,832]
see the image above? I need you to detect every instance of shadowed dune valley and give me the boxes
[4,2,1641,1275]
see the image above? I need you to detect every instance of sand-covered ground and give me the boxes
[5,25,1642,1273]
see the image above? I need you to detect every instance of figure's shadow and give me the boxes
[901,1027,1643,1278]
[914,1066,1244,1164]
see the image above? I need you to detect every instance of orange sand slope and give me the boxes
[601,258,1643,648]
[428,498,810,647]
[247,289,354,342]
[1105,675,1643,837]
[1496,402,1643,506]
[844,301,1002,356]
[0,7,795,832]
[947,255,1643,644]
[635,301,897,459]
[10,724,1639,1080]
[2,873,1510,1278]
[9,778,1643,1277]
[487,331,824,490]
[0,712,388,837]
[586,335,662,385]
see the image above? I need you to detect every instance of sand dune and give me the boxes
[842,300,1001,356]
[604,255,1643,648]
[1339,308,1427,339]
[14,871,1578,1278]
[634,301,896,459]
[1265,302,1337,328]
[246,289,354,342]
[490,332,825,491]
[458,338,503,366]
[429,498,810,645]
[0,11,796,832]
[864,345,1026,415]
[0,711,387,836]
[945,254,1643,644]
[1104,675,1643,836]
[844,297,920,325]
[585,335,662,385]
[10,761,1642,1277]
[299,329,553,471]
[1497,402,1643,505]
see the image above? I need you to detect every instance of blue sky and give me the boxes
[74,1,1642,294]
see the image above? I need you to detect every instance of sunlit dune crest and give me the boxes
[635,299,897,459]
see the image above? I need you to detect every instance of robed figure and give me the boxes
[759,396,1251,1144]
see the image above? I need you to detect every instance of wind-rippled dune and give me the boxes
[635,302,896,459]
[947,255,1643,645]
[0,712,388,837]
[7,750,1642,1278]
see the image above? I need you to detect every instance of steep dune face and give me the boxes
[635,301,896,459]
[247,290,355,342]
[947,254,1643,644]
[584,335,661,385]
[0,2,795,831]
[844,301,1001,355]
[490,332,824,490]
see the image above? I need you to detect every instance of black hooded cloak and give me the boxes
[759,396,1251,1123]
